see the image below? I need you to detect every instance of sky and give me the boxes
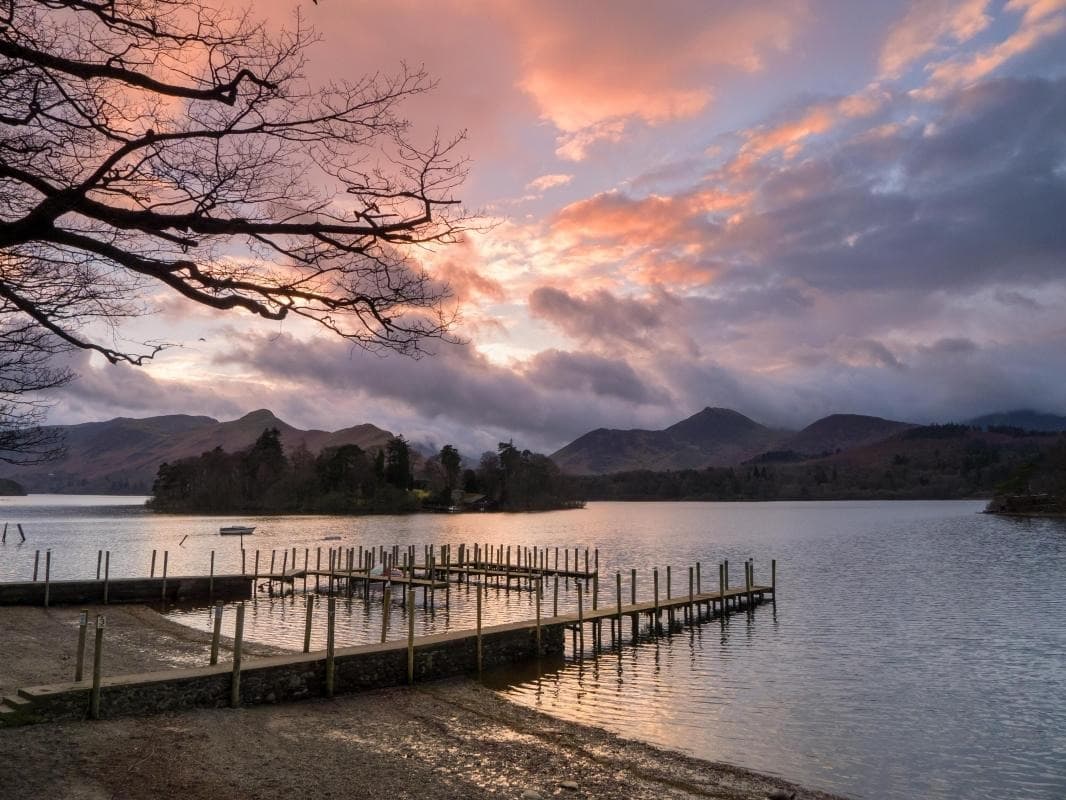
[48,0,1066,458]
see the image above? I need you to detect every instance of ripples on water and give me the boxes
[1,496,1065,800]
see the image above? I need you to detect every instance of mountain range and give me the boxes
[550,407,1066,475]
[3,409,395,494]
[4,406,1065,493]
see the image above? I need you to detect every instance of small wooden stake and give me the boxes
[476,583,483,676]
[407,588,416,684]
[209,550,215,600]
[33,549,39,581]
[89,614,105,719]
[325,595,336,697]
[44,550,51,607]
[535,578,542,653]
[653,568,660,633]
[230,603,244,707]
[161,551,169,603]
[74,609,88,682]
[103,551,110,604]
[576,582,584,656]
[150,549,157,578]
[381,586,391,643]
[303,594,315,653]
[210,603,223,665]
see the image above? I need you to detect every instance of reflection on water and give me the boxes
[1,497,1065,800]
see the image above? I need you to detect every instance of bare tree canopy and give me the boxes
[0,0,469,365]
[0,312,69,464]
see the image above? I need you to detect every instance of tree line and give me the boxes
[148,429,578,514]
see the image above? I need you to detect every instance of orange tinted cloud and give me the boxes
[917,0,1066,97]
[499,0,806,158]
[879,0,991,78]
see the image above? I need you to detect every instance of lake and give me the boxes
[1,495,1064,800]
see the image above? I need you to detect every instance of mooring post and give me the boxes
[33,549,39,582]
[653,568,660,634]
[407,588,416,684]
[688,566,694,624]
[150,549,157,578]
[718,562,726,618]
[74,609,88,682]
[303,548,309,594]
[210,602,223,665]
[535,577,542,653]
[772,558,777,599]
[161,550,169,604]
[476,582,483,676]
[553,574,559,617]
[242,548,246,576]
[615,572,622,645]
[576,582,584,656]
[95,549,101,580]
[17,523,26,542]
[1,522,6,543]
[230,603,245,708]
[89,614,105,720]
[303,594,315,653]
[102,550,110,605]
[209,550,215,600]
[43,549,51,607]
[325,595,336,698]
[724,559,730,609]
[381,586,391,643]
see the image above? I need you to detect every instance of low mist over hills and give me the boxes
[3,410,395,494]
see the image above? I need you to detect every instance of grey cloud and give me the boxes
[525,349,666,404]
[528,286,668,345]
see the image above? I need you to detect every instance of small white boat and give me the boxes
[220,525,256,536]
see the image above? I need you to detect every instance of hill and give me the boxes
[777,414,915,458]
[1,410,396,494]
[551,407,788,474]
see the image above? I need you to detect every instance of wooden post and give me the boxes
[74,609,88,682]
[150,549,157,578]
[584,548,589,576]
[230,603,245,708]
[210,603,223,665]
[103,550,110,604]
[89,614,105,720]
[696,562,701,594]
[724,559,730,609]
[209,550,215,600]
[315,547,321,591]
[161,550,168,603]
[476,582,483,676]
[381,586,391,643]
[407,588,416,684]
[594,548,599,575]
[242,549,247,576]
[555,547,559,571]
[535,577,542,653]
[17,523,25,542]
[719,562,726,618]
[253,549,260,583]
[615,572,622,638]
[576,582,584,656]
[303,548,309,594]
[325,595,336,697]
[653,568,660,634]
[772,558,777,598]
[553,575,559,617]
[44,550,51,607]
[33,549,39,581]
[688,566,694,624]
[303,594,315,653]
[95,549,100,580]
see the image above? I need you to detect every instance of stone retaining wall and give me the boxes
[0,575,253,606]
[8,619,567,726]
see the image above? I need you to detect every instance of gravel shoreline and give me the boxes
[1,606,846,800]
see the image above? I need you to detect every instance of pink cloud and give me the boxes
[525,173,574,192]
[879,0,992,78]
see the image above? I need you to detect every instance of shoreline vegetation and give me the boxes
[148,429,583,515]
[144,424,1066,515]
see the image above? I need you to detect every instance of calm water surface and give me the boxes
[1,495,1064,800]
